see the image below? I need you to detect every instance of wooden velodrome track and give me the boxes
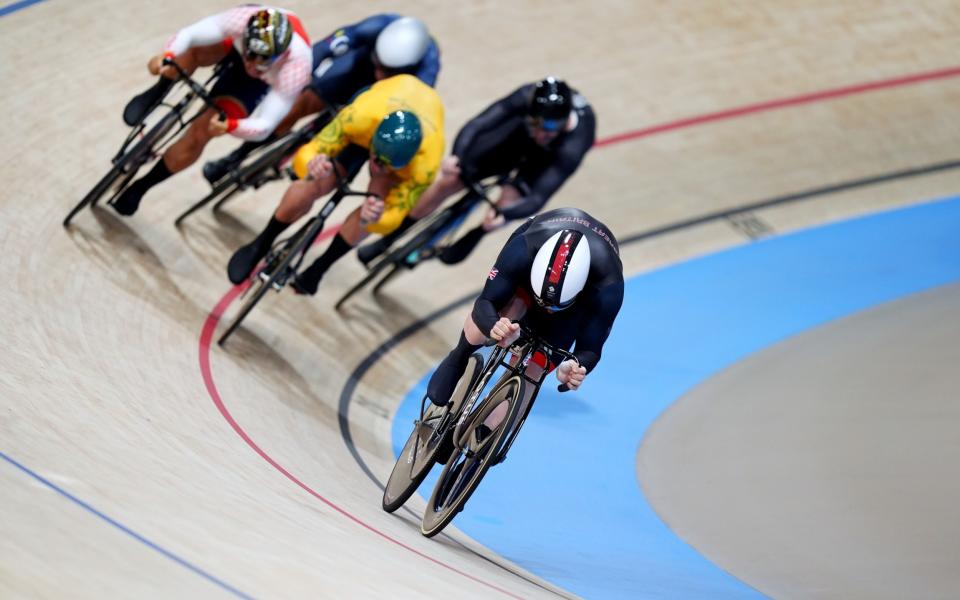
[3,1,960,598]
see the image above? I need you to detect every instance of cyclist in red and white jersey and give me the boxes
[113,5,312,217]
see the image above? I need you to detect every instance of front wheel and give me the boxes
[217,223,315,346]
[420,374,524,537]
[64,110,179,227]
[63,165,124,227]
[382,353,483,513]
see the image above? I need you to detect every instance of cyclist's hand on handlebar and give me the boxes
[207,114,230,137]
[440,155,461,179]
[359,195,384,226]
[306,154,334,181]
[482,206,506,231]
[556,359,586,391]
[149,53,178,79]
[490,317,520,348]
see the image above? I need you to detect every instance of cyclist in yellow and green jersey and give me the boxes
[226,73,444,294]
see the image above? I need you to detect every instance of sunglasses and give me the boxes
[527,116,564,133]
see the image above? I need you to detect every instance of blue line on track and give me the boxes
[0,449,255,599]
[0,0,44,18]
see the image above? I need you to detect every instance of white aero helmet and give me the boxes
[530,229,591,312]
[375,17,430,70]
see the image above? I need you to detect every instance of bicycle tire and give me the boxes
[382,353,483,513]
[420,375,525,538]
[334,216,446,310]
[63,165,124,227]
[217,219,319,346]
[370,263,403,295]
[334,257,398,311]
[212,135,302,213]
[64,110,179,227]
[216,275,273,346]
[210,181,244,212]
[174,179,240,226]
[175,132,295,225]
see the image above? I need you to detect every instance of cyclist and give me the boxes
[112,5,312,217]
[356,77,596,266]
[424,207,624,416]
[225,73,444,293]
[202,14,440,185]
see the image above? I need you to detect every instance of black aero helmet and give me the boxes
[529,77,572,125]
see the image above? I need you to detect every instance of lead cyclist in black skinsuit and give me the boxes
[425,207,624,413]
[356,77,596,266]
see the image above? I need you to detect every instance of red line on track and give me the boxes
[594,65,960,147]
[198,228,523,598]
[198,65,960,595]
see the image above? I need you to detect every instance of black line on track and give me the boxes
[337,158,960,596]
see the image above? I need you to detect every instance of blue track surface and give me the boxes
[393,195,960,598]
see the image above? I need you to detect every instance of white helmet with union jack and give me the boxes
[530,229,591,311]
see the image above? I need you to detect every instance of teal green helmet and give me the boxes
[371,110,422,169]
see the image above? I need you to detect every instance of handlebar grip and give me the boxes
[557,384,572,393]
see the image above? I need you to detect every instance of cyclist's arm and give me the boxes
[414,39,441,86]
[313,13,396,63]
[164,7,253,56]
[498,125,595,220]
[498,160,579,220]
[229,45,313,140]
[471,233,530,334]
[569,281,624,373]
[229,89,295,141]
[290,107,355,178]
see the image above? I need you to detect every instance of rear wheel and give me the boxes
[420,375,524,537]
[382,353,483,512]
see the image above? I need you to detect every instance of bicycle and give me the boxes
[63,58,224,228]
[381,322,578,538]
[216,168,374,346]
[173,110,334,226]
[334,180,496,311]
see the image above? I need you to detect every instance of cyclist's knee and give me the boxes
[463,316,487,346]
[365,207,405,236]
[497,184,522,206]
[427,331,481,405]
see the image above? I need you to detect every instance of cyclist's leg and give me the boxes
[291,152,393,294]
[433,132,526,263]
[426,292,528,410]
[225,141,338,284]
[355,158,463,265]
[115,47,261,216]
